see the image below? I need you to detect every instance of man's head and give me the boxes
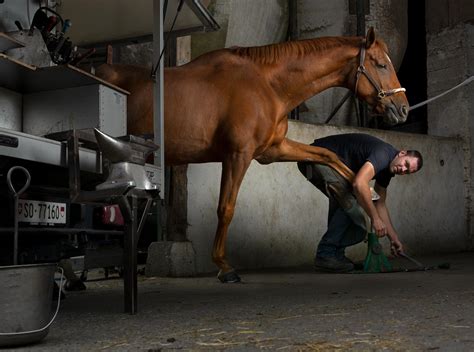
[389,150,423,175]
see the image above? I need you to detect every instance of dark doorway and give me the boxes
[389,0,427,134]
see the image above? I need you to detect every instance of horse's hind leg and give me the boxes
[213,152,252,283]
[256,138,355,182]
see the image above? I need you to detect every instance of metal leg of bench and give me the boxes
[123,194,138,314]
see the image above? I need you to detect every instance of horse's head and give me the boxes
[353,27,409,125]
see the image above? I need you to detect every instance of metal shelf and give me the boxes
[0,53,129,94]
[0,32,25,52]
[0,127,162,187]
[0,127,101,173]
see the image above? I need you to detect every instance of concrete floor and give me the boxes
[9,252,474,351]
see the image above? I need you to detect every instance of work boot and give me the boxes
[337,254,364,271]
[64,279,87,291]
[341,256,364,270]
[335,249,352,264]
[314,256,354,273]
[340,255,354,265]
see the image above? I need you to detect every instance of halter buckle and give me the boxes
[355,45,406,101]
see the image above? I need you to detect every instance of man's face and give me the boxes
[390,151,419,175]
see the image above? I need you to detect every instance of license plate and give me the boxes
[18,200,67,225]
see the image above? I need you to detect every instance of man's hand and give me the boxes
[390,238,404,256]
[372,216,387,237]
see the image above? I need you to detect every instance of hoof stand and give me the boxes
[218,270,241,283]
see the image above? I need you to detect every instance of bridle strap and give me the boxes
[325,44,407,124]
[354,45,406,100]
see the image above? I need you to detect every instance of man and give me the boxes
[297,133,423,272]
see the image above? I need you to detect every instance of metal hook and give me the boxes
[6,166,31,265]
[7,166,31,197]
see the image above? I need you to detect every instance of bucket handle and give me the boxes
[0,267,64,336]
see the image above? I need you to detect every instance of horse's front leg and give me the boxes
[256,138,355,182]
[213,152,252,283]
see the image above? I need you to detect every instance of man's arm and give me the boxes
[373,183,404,255]
[352,162,387,236]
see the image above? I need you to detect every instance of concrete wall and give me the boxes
[426,23,473,138]
[225,0,288,47]
[468,24,474,250]
[0,0,37,32]
[192,0,288,58]
[426,1,474,249]
[366,0,408,70]
[187,122,468,273]
[425,0,474,34]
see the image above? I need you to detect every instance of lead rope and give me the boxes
[150,0,184,79]
[409,76,474,111]
[326,67,473,122]
[327,75,473,122]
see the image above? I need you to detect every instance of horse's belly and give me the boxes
[165,148,220,165]
[164,136,221,165]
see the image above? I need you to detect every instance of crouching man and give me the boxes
[298,133,423,272]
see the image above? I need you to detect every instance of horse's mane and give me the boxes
[230,37,388,65]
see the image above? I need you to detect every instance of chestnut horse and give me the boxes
[96,28,408,282]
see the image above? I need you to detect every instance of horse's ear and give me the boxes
[365,27,376,49]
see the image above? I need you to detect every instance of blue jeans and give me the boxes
[297,162,367,259]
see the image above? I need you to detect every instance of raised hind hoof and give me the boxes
[217,270,241,283]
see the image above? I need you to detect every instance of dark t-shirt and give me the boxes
[312,133,399,188]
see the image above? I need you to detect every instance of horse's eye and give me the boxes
[377,63,387,69]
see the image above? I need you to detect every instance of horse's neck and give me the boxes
[269,41,360,112]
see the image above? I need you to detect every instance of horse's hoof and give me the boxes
[217,270,241,283]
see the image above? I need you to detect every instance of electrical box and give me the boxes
[23,84,127,137]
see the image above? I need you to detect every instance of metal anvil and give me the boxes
[93,128,159,192]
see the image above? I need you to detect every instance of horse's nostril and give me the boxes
[400,105,408,117]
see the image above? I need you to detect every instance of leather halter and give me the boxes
[354,45,406,100]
